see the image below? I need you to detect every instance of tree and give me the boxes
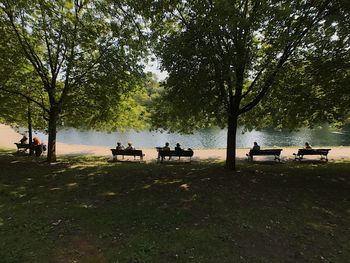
[241,0,350,130]
[0,0,148,162]
[0,14,47,154]
[147,0,334,169]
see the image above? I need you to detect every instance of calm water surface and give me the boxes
[32,125,350,148]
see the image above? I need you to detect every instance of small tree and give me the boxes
[148,0,334,169]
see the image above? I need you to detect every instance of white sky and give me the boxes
[144,59,168,81]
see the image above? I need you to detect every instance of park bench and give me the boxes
[246,149,283,162]
[158,150,194,162]
[293,148,331,162]
[14,143,30,153]
[110,149,144,161]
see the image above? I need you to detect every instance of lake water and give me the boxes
[31,124,350,148]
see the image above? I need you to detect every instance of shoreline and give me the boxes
[1,124,349,161]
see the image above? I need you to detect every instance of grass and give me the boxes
[0,150,349,262]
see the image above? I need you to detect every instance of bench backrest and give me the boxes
[159,150,194,157]
[249,149,282,155]
[297,149,331,155]
[111,149,143,156]
[14,143,30,149]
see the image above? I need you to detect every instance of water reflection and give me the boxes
[38,124,350,148]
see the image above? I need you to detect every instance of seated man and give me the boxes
[125,141,135,150]
[304,142,312,149]
[116,142,124,150]
[163,142,170,151]
[252,142,260,151]
[175,143,182,152]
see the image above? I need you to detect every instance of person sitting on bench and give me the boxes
[116,142,124,150]
[304,142,312,149]
[33,137,43,157]
[125,141,135,150]
[175,143,182,153]
[20,135,28,144]
[252,141,260,151]
[163,142,170,151]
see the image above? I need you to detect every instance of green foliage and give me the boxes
[0,0,150,160]
[146,0,336,134]
[0,13,46,130]
[241,1,350,130]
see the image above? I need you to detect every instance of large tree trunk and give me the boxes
[225,112,238,170]
[47,108,59,162]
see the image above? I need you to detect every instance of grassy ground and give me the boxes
[0,150,349,263]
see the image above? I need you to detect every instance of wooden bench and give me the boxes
[246,149,283,162]
[110,149,144,161]
[293,149,331,162]
[158,150,194,162]
[14,143,30,153]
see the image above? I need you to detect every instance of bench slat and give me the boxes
[247,149,282,162]
[110,149,144,160]
[159,150,194,157]
[294,148,331,161]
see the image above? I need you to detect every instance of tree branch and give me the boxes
[0,86,50,113]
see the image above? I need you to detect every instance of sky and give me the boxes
[144,59,168,81]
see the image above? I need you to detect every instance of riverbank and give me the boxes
[1,124,349,161]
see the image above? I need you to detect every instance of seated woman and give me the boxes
[116,142,124,150]
[125,141,135,150]
[252,142,260,151]
[304,142,312,149]
[33,137,43,157]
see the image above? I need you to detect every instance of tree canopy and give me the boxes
[146,0,336,169]
[0,0,149,161]
[242,0,350,130]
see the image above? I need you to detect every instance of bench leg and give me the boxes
[321,155,328,162]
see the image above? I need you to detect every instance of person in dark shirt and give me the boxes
[116,142,124,150]
[252,142,260,151]
[20,135,28,144]
[175,143,182,152]
[304,142,312,149]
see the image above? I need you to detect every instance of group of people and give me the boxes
[251,141,313,150]
[115,141,185,152]
[116,141,136,151]
[161,142,183,152]
[19,135,46,156]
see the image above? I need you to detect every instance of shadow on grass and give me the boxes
[0,153,349,262]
